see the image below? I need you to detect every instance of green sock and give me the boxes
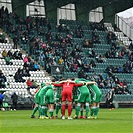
[44,107,48,116]
[85,105,89,118]
[38,105,41,117]
[76,106,80,117]
[93,107,97,116]
[55,104,60,116]
[60,105,62,116]
[95,107,99,116]
[49,109,54,117]
[90,108,94,116]
[31,106,38,116]
[42,107,45,116]
[40,107,43,116]
[80,108,84,116]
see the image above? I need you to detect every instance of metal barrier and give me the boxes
[115,15,133,40]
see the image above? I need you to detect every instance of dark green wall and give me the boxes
[103,0,132,25]
[44,0,57,23]
[75,1,92,24]
[11,0,133,24]
[12,0,34,18]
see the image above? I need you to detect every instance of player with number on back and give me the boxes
[53,79,83,120]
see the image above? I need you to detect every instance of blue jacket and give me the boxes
[0,94,4,100]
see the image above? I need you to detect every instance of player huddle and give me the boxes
[30,78,102,120]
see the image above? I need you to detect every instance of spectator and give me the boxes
[118,66,123,73]
[0,92,4,110]
[68,63,75,72]
[32,80,38,88]
[22,67,31,77]
[83,39,93,48]
[90,21,105,31]
[2,50,7,58]
[13,35,19,49]
[78,69,86,79]
[123,79,128,87]
[0,70,7,88]
[91,31,100,44]
[89,59,96,67]
[33,62,40,71]
[39,52,45,61]
[23,61,30,69]
[122,86,131,95]
[21,35,29,44]
[4,55,13,65]
[105,51,110,58]
[115,85,123,94]
[129,41,133,51]
[98,80,105,89]
[75,25,84,38]
[47,22,52,31]
[113,66,118,73]
[58,57,64,65]
[0,32,5,43]
[118,51,123,59]
[88,49,96,58]
[73,63,78,72]
[105,65,113,77]
[115,51,119,58]
[58,24,64,32]
[14,71,25,83]
[26,78,37,94]
[11,92,18,111]
[17,51,23,60]
[13,50,19,59]
[23,55,29,63]
[7,50,13,58]
[88,64,94,72]
[106,31,116,44]
[96,54,106,63]
[106,88,116,110]
[83,39,89,48]
[26,78,33,89]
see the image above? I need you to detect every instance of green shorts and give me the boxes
[45,90,55,104]
[38,94,46,106]
[73,95,78,102]
[77,92,91,103]
[92,92,102,103]
[55,94,61,103]
[34,95,39,104]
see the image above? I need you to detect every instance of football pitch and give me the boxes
[0,108,132,133]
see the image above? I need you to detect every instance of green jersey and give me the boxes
[38,85,53,105]
[86,80,102,103]
[54,81,62,101]
[34,86,45,104]
[89,84,102,94]
[75,79,89,93]
[45,85,55,104]
[39,85,52,96]
[75,79,91,103]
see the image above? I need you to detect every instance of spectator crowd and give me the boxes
[0,6,132,96]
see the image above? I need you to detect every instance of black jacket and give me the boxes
[11,93,18,103]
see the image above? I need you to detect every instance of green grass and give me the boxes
[0,108,133,133]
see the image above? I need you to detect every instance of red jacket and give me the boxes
[26,79,33,87]
[53,82,83,92]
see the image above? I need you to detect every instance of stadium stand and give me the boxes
[0,4,132,108]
